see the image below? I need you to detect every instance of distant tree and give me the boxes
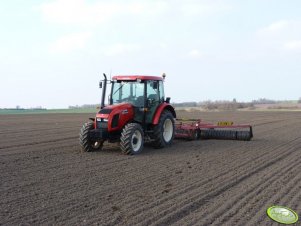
[298,97,301,103]
[252,98,277,104]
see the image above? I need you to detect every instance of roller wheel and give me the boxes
[120,123,144,155]
[79,122,104,152]
[200,129,252,141]
[236,131,252,141]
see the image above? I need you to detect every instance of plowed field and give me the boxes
[1,111,301,225]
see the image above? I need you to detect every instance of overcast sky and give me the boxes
[1,0,300,108]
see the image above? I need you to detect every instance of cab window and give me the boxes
[159,81,165,102]
[147,81,159,101]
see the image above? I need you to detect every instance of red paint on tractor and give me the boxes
[112,75,163,81]
[96,103,134,132]
[152,103,176,125]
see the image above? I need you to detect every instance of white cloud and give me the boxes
[49,32,92,53]
[255,20,301,52]
[104,43,140,56]
[159,42,168,49]
[37,0,233,27]
[284,40,301,50]
[187,49,203,58]
[256,20,301,37]
[38,0,168,26]
[38,0,120,25]
[181,1,233,16]
[263,20,289,32]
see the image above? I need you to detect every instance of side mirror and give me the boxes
[99,82,102,88]
[166,97,171,103]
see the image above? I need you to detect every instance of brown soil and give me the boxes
[1,111,301,225]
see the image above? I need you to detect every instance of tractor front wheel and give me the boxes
[120,123,144,155]
[153,110,175,148]
[79,122,104,152]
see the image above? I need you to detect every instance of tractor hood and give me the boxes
[95,103,135,132]
[97,103,134,118]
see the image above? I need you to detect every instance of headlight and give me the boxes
[96,118,108,122]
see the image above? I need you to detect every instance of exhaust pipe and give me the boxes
[100,73,107,109]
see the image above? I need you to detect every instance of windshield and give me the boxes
[111,81,145,106]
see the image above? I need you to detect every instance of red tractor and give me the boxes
[79,73,176,155]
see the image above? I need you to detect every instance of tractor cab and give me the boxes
[110,75,166,124]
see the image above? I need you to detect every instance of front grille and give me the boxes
[97,121,108,129]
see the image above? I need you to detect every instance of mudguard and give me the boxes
[152,103,176,125]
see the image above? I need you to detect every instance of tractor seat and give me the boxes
[148,94,158,100]
[135,96,144,107]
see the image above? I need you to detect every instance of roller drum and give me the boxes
[200,129,251,141]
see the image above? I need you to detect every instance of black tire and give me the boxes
[79,122,103,152]
[153,110,175,148]
[189,129,200,140]
[120,123,144,155]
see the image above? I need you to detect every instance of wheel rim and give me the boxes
[92,140,102,149]
[163,118,173,142]
[131,130,142,152]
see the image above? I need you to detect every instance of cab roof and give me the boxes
[112,75,163,81]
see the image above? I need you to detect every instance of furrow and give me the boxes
[0,140,276,224]
[98,138,279,218]
[286,182,301,211]
[96,138,296,225]
[242,153,301,225]
[0,128,78,144]
[0,125,80,135]
[0,133,78,150]
[136,138,301,226]
[238,173,301,226]
[96,138,276,212]
[184,146,301,226]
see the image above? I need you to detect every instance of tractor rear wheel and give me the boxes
[79,122,104,152]
[120,123,144,155]
[153,110,175,148]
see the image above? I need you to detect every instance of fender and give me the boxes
[152,103,176,125]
